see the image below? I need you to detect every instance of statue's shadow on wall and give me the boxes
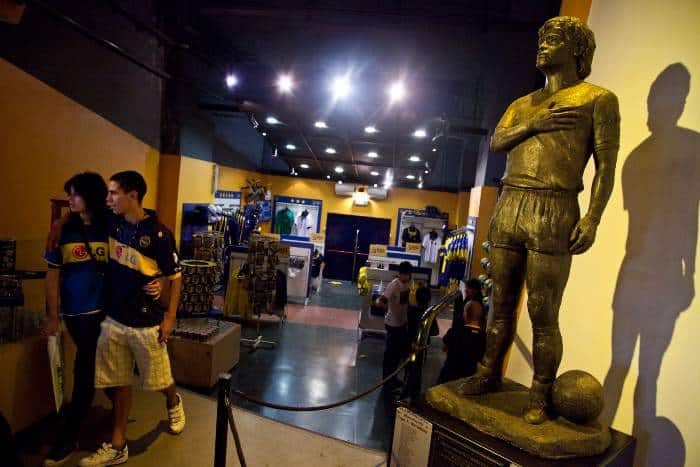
[602,63,698,467]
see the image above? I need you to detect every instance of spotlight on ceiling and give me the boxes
[334,166,344,173]
[370,171,379,176]
[409,155,421,162]
[367,151,379,158]
[225,74,238,88]
[277,74,294,94]
[266,116,281,125]
[285,144,296,151]
[261,132,267,136]
[272,146,278,157]
[413,129,427,138]
[387,81,406,103]
[373,183,378,188]
[338,180,343,184]
[418,182,423,189]
[326,175,331,179]
[364,126,378,134]
[325,147,337,154]
[424,169,429,174]
[300,163,309,169]
[406,174,416,180]
[314,121,328,129]
[432,147,437,152]
[331,75,351,99]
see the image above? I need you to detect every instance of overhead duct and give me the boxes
[334,183,355,196]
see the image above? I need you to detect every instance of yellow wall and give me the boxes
[218,167,461,243]
[505,2,700,465]
[0,58,159,310]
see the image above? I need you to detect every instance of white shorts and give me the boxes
[95,316,174,391]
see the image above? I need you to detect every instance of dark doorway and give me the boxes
[325,213,391,281]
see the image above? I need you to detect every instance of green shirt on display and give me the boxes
[274,208,295,234]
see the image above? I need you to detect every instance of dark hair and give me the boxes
[64,172,107,225]
[465,278,484,303]
[398,261,412,274]
[110,170,147,203]
[415,286,431,305]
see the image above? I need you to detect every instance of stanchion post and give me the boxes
[214,373,232,467]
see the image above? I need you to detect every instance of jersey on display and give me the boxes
[106,214,181,328]
[401,226,421,246]
[44,221,108,316]
[293,213,313,235]
[422,231,441,264]
[274,208,295,234]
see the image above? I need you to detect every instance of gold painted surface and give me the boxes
[458,16,620,428]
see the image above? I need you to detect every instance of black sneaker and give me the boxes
[43,440,77,466]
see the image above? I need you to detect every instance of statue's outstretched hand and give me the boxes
[529,106,583,133]
[569,216,598,255]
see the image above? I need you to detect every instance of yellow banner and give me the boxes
[405,242,422,255]
[369,244,387,256]
[310,233,325,243]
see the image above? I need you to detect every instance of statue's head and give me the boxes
[537,16,596,79]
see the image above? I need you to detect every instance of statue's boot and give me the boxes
[523,379,553,425]
[457,363,501,396]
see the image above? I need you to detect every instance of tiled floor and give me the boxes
[16,280,455,463]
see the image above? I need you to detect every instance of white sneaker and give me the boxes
[168,393,186,434]
[78,442,128,466]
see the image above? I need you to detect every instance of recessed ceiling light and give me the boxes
[300,163,309,169]
[266,116,281,125]
[285,144,296,151]
[368,151,379,158]
[261,132,267,136]
[338,180,343,184]
[413,129,427,138]
[373,183,378,188]
[326,175,331,179]
[387,81,406,103]
[406,174,416,180]
[370,171,379,176]
[432,147,437,152]
[409,155,421,162]
[364,126,378,134]
[325,147,337,154]
[225,74,238,88]
[331,75,351,99]
[314,121,328,129]
[424,169,429,174]
[277,74,294,93]
[334,166,344,173]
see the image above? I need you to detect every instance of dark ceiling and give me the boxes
[188,0,561,191]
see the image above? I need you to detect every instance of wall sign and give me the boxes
[405,242,422,255]
[369,244,388,256]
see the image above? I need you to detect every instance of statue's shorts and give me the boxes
[488,185,579,255]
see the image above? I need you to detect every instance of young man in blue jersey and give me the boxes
[79,171,184,466]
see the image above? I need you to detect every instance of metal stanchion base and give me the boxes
[240,336,276,350]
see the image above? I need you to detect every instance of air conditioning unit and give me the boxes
[334,183,355,196]
[367,186,388,200]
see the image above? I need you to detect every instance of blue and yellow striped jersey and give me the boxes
[43,222,108,316]
[106,214,181,328]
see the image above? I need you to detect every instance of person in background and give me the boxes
[437,279,486,384]
[310,248,325,294]
[403,286,437,398]
[79,171,183,466]
[374,261,412,390]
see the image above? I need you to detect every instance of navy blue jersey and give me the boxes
[106,214,181,327]
[44,221,108,316]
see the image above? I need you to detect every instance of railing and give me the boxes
[213,290,460,467]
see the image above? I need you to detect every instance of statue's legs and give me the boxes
[522,249,572,424]
[458,246,526,395]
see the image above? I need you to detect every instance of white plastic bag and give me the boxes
[47,331,65,412]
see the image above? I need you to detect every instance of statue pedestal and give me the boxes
[389,388,635,466]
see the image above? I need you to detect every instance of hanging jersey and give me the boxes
[106,215,181,328]
[44,221,108,316]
